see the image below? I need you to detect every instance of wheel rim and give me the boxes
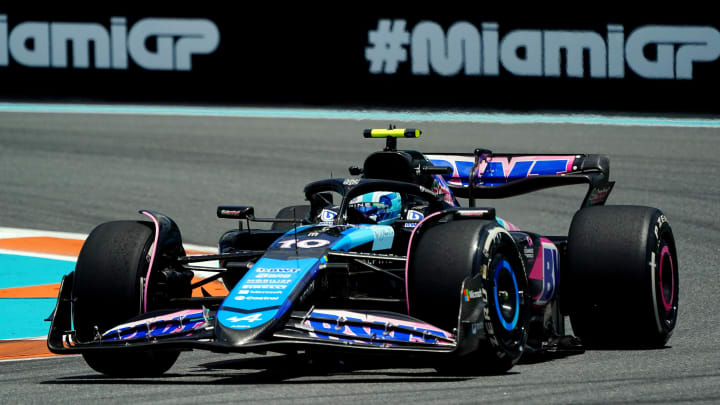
[658,245,674,312]
[494,259,520,331]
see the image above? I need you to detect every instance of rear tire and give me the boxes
[72,221,179,376]
[565,206,678,348]
[408,219,529,374]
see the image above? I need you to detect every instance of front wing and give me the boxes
[47,273,484,357]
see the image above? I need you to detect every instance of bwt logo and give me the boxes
[0,15,219,71]
[366,19,720,80]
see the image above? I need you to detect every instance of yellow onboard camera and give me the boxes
[363,127,421,151]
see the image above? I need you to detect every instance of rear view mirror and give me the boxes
[217,206,255,219]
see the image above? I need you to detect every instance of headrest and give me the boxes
[362,151,415,182]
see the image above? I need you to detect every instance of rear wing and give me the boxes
[425,152,614,208]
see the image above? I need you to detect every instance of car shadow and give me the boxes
[40,352,500,385]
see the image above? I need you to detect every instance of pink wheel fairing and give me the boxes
[140,211,160,313]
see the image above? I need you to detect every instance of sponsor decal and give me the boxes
[654,214,668,238]
[305,310,453,345]
[244,296,279,301]
[586,182,614,206]
[254,273,292,279]
[320,209,337,223]
[232,293,283,301]
[103,309,206,341]
[343,178,360,186]
[532,242,559,305]
[256,267,301,273]
[240,284,287,289]
[371,225,394,250]
[366,19,720,80]
[428,155,575,186]
[456,209,491,217]
[0,14,219,71]
[463,288,483,302]
[243,278,292,284]
[226,313,263,323]
[406,209,425,221]
[352,202,383,208]
[479,157,572,181]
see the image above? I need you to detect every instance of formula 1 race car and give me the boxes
[47,128,679,377]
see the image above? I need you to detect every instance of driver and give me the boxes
[348,191,402,225]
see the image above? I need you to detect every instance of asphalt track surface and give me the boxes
[1,111,719,403]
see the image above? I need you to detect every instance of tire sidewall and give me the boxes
[72,220,182,376]
[566,205,679,348]
[646,212,679,342]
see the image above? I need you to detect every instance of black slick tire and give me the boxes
[72,221,179,377]
[565,205,678,348]
[408,219,529,374]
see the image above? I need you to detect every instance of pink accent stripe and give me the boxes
[566,156,575,172]
[659,245,674,311]
[140,211,160,313]
[529,238,554,280]
[500,218,521,231]
[405,211,444,315]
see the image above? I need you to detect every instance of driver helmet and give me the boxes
[348,191,402,225]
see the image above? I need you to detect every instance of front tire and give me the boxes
[72,221,179,376]
[565,206,679,348]
[408,219,529,374]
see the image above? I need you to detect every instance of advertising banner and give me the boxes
[1,9,717,114]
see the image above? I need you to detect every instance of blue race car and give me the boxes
[48,128,679,376]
